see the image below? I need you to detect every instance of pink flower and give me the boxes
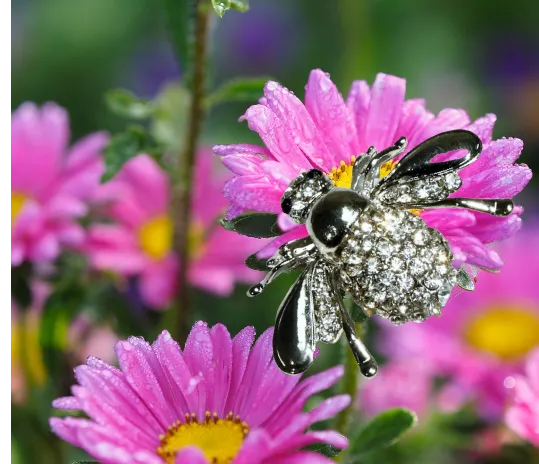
[215,70,530,270]
[505,348,539,446]
[86,151,265,308]
[11,102,107,266]
[359,360,431,418]
[50,322,349,464]
[379,228,539,419]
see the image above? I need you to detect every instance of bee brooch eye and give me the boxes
[244,130,515,377]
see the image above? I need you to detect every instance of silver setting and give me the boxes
[248,130,514,376]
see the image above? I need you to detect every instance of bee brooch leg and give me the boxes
[331,273,378,378]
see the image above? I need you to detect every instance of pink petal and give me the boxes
[465,114,496,144]
[346,80,371,153]
[223,175,284,219]
[183,321,215,418]
[113,155,170,217]
[224,326,256,413]
[176,446,209,464]
[152,330,198,414]
[273,451,336,464]
[305,69,359,164]
[139,257,178,308]
[220,154,266,176]
[115,340,175,429]
[445,231,503,270]
[213,143,272,158]
[12,102,69,196]
[461,137,524,177]
[363,73,406,151]
[256,226,309,259]
[396,99,434,149]
[233,327,274,418]
[209,324,233,416]
[467,210,522,243]
[433,108,470,128]
[262,80,331,169]
[240,105,311,170]
[234,429,272,464]
[457,165,531,199]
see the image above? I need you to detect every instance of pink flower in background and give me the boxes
[505,348,539,446]
[86,151,265,308]
[379,228,539,419]
[11,102,107,266]
[215,70,530,270]
[359,360,431,419]
[68,316,119,365]
[50,322,349,464]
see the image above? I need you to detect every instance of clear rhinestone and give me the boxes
[412,230,428,246]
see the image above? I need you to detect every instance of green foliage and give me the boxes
[105,89,156,120]
[11,262,33,309]
[211,0,249,17]
[220,213,282,238]
[206,77,269,108]
[162,0,191,69]
[305,443,342,458]
[104,126,164,181]
[347,408,417,460]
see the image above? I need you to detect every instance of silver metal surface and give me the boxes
[248,129,515,376]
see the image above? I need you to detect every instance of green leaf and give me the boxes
[211,0,231,17]
[162,0,190,69]
[220,213,281,238]
[347,408,417,459]
[230,0,249,12]
[245,253,270,271]
[104,126,163,181]
[205,77,270,108]
[11,262,33,309]
[304,443,341,458]
[105,89,155,119]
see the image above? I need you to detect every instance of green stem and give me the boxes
[167,0,211,341]
[335,323,364,460]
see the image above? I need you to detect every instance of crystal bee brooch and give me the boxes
[244,130,514,377]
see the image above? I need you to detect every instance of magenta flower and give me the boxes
[378,228,539,419]
[11,102,107,266]
[505,348,539,446]
[86,151,265,308]
[359,360,431,418]
[215,70,530,270]
[50,322,349,463]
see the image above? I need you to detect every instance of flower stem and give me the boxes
[335,323,363,444]
[168,0,211,341]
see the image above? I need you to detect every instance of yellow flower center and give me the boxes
[158,412,249,464]
[11,192,28,228]
[327,157,397,188]
[138,215,173,260]
[11,313,47,387]
[464,305,539,360]
[137,215,206,261]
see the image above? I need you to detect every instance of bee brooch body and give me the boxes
[247,130,514,377]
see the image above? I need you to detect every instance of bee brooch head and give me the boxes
[246,130,514,377]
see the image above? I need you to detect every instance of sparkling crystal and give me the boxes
[412,230,428,246]
[390,256,405,273]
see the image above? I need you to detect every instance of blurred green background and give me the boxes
[11,0,539,462]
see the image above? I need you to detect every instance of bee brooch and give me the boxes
[240,130,514,377]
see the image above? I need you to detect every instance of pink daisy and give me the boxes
[505,348,539,446]
[359,359,432,419]
[86,150,265,308]
[379,227,539,419]
[215,70,530,270]
[50,322,349,463]
[11,102,107,266]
